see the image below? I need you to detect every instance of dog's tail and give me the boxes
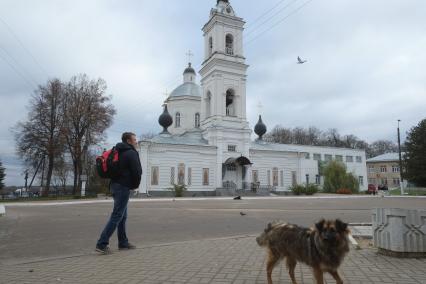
[256,222,273,246]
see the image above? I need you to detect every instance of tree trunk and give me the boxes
[44,154,54,197]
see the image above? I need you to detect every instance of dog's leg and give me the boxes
[266,251,279,284]
[313,267,324,284]
[286,257,298,284]
[329,270,344,284]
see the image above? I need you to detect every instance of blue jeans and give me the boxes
[96,183,131,249]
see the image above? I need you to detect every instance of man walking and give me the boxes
[96,132,142,254]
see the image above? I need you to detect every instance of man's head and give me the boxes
[122,132,138,147]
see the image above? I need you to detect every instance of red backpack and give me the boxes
[96,147,121,179]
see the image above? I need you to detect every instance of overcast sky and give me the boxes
[1,0,425,186]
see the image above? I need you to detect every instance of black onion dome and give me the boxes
[254,115,267,140]
[183,63,196,74]
[159,105,173,134]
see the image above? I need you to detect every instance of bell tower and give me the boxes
[200,0,252,188]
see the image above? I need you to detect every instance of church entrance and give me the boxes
[222,157,252,190]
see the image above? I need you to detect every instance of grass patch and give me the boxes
[389,188,426,196]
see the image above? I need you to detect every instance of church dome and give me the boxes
[183,63,196,74]
[169,82,202,98]
[254,115,267,140]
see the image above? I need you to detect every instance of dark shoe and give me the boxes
[96,246,112,255]
[118,243,136,250]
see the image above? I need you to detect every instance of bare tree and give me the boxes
[367,140,398,158]
[62,74,116,194]
[14,79,65,196]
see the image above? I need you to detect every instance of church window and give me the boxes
[291,171,297,186]
[225,34,234,55]
[175,112,181,128]
[306,174,310,184]
[313,153,321,161]
[316,175,321,185]
[178,163,185,185]
[151,166,159,186]
[280,170,284,187]
[346,156,353,163]
[359,176,364,186]
[305,153,310,159]
[170,167,175,185]
[206,92,212,118]
[356,156,362,163]
[195,113,200,128]
[228,145,236,152]
[188,168,192,186]
[203,168,209,186]
[252,170,259,183]
[209,37,213,56]
[226,89,235,116]
[324,154,332,162]
[335,155,343,162]
[272,168,279,186]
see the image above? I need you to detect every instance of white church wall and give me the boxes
[167,97,201,135]
[249,150,300,191]
[139,143,217,193]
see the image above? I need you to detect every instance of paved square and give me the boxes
[1,236,425,284]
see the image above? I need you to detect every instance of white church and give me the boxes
[137,0,367,196]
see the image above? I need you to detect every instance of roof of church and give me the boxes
[169,82,202,98]
[250,141,302,153]
[144,129,211,147]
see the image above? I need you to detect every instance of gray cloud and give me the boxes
[1,0,425,185]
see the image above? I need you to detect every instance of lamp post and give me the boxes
[397,120,404,195]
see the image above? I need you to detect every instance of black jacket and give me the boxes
[112,142,142,190]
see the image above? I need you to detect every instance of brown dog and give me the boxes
[256,219,350,284]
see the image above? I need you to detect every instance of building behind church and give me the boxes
[138,0,367,196]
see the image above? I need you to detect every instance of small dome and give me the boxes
[169,82,202,98]
[159,105,173,134]
[183,63,196,74]
[254,115,267,140]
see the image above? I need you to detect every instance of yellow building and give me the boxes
[366,153,401,188]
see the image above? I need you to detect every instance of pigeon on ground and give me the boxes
[297,56,307,64]
[233,196,241,200]
[240,212,247,216]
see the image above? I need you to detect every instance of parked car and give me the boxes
[367,184,377,195]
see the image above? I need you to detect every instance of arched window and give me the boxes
[195,113,200,128]
[225,34,234,55]
[209,37,213,56]
[226,89,235,116]
[206,92,211,118]
[175,112,181,128]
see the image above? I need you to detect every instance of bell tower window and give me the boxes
[225,34,234,55]
[209,37,213,56]
[206,92,212,118]
[226,89,235,116]
[175,112,181,128]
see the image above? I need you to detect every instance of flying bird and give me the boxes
[297,56,307,64]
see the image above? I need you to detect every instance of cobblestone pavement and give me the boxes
[1,236,425,284]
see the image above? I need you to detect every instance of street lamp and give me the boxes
[397,120,404,195]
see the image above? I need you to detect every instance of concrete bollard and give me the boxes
[372,208,426,258]
[0,205,5,216]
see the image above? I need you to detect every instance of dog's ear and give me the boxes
[335,219,348,233]
[315,219,325,232]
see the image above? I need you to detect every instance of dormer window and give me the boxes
[225,34,234,55]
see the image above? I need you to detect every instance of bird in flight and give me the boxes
[297,56,307,64]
